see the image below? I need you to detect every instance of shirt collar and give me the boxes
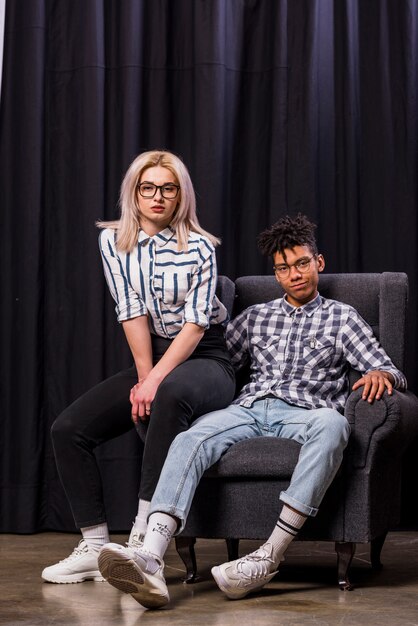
[281,292,324,317]
[138,226,175,247]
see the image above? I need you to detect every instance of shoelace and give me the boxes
[132,547,162,574]
[234,547,275,581]
[59,540,89,564]
[126,532,144,549]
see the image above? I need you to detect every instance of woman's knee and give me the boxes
[51,407,106,464]
[50,406,83,447]
[153,378,193,414]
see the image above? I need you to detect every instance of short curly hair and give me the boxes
[257,214,318,257]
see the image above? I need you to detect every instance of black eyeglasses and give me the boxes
[273,255,316,278]
[137,182,180,199]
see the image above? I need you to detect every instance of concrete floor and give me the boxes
[0,531,417,625]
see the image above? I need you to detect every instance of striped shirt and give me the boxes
[99,226,228,338]
[226,293,407,412]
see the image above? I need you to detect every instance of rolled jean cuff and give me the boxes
[148,503,186,535]
[279,491,318,517]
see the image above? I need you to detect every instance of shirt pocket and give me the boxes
[302,335,336,369]
[153,271,191,306]
[250,334,281,364]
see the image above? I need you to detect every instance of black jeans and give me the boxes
[51,326,235,528]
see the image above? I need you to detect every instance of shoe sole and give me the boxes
[211,565,277,600]
[98,547,169,609]
[211,566,249,599]
[41,572,105,584]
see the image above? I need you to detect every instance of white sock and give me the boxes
[266,505,307,565]
[129,499,151,543]
[81,523,110,551]
[142,512,178,560]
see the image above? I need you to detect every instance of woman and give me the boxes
[42,150,235,583]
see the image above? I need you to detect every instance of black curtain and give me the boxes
[1,0,417,533]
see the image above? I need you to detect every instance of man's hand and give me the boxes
[352,370,395,403]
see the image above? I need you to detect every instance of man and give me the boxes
[97,214,406,609]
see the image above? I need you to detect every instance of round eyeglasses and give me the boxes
[273,255,316,278]
[137,182,180,199]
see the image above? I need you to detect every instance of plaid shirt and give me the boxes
[226,293,407,411]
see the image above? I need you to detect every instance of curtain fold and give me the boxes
[1,0,417,532]
[0,0,48,531]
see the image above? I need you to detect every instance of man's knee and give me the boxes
[169,425,204,454]
[312,409,350,446]
[167,420,227,472]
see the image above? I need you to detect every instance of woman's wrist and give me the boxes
[144,368,165,385]
[135,368,152,383]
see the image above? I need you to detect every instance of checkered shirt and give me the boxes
[226,293,407,411]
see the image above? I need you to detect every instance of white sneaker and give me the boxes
[41,539,105,584]
[211,542,279,600]
[98,543,169,609]
[127,529,144,549]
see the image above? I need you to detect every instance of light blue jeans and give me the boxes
[150,397,351,533]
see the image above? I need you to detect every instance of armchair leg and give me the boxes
[226,538,240,561]
[370,532,387,570]
[175,536,200,584]
[335,541,356,590]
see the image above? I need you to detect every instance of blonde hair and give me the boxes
[97,150,220,252]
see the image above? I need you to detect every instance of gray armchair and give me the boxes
[175,273,418,590]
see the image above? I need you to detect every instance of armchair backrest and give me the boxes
[216,275,236,317]
[233,273,408,371]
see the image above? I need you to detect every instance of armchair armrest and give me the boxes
[344,389,418,469]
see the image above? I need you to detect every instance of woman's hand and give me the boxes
[128,322,205,424]
[130,376,161,423]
